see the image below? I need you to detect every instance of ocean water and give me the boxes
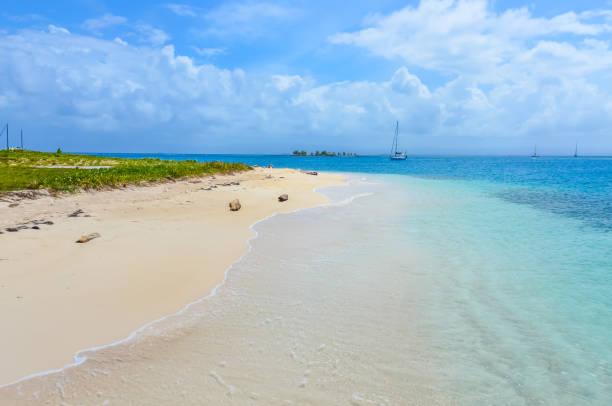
[2,156,611,404]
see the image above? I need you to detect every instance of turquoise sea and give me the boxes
[131,155,612,401]
[10,154,612,404]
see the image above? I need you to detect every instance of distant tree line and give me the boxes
[292,150,358,157]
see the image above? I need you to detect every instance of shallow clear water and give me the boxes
[395,175,612,403]
[3,156,612,404]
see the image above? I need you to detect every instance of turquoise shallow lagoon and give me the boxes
[6,155,612,404]
[390,174,612,403]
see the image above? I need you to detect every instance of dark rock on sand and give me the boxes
[278,194,289,202]
[303,171,318,176]
[229,199,241,211]
[68,209,85,217]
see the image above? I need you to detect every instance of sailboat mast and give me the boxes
[395,121,399,153]
[390,121,398,155]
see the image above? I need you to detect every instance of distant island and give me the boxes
[292,150,358,157]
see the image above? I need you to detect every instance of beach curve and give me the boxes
[0,167,346,386]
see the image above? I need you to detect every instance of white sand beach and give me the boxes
[0,167,344,385]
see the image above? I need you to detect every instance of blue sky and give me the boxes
[1,1,611,154]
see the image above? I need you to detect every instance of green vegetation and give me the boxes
[292,150,357,157]
[0,149,250,193]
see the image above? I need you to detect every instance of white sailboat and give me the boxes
[389,121,407,160]
[531,145,539,158]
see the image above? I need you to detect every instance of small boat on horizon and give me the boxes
[574,143,578,158]
[531,145,539,158]
[389,121,407,160]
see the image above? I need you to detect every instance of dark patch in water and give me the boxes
[496,188,612,232]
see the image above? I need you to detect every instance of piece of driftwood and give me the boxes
[76,232,101,243]
[229,199,241,211]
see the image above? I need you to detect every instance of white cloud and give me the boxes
[166,4,198,17]
[1,2,611,154]
[271,75,305,91]
[83,14,127,33]
[80,14,167,47]
[191,46,225,57]
[48,24,70,35]
[114,37,128,46]
[135,24,170,46]
[0,28,442,151]
[199,1,298,39]
[330,0,612,81]
[390,67,431,98]
[325,0,612,146]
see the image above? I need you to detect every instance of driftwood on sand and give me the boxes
[5,219,53,233]
[76,233,101,243]
[229,199,241,211]
[68,209,85,217]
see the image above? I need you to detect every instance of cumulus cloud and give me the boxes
[390,67,431,98]
[328,0,612,145]
[0,28,439,152]
[1,1,611,153]
[330,0,612,81]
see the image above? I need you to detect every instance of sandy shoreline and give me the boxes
[0,167,345,385]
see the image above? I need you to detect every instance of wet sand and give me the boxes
[0,167,344,385]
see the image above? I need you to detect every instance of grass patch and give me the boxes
[0,150,250,193]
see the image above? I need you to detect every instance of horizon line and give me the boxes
[68,151,612,158]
